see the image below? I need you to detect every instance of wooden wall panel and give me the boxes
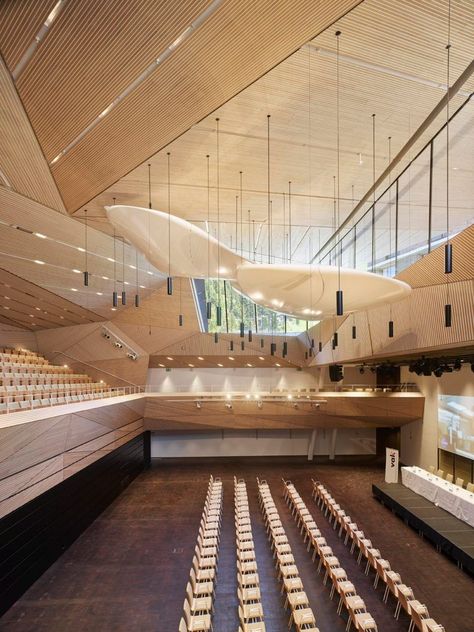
[0,399,145,519]
[144,392,424,431]
[0,57,65,212]
[0,323,38,351]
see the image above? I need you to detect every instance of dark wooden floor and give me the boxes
[1,457,473,632]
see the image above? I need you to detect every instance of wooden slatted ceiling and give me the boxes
[0,0,57,70]
[14,0,362,211]
[0,57,66,213]
[397,223,474,288]
[77,0,474,252]
[0,268,102,330]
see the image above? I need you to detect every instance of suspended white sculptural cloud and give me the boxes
[106,205,411,320]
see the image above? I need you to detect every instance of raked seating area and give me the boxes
[0,347,124,413]
[312,481,446,632]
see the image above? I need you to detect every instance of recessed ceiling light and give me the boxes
[198,356,204,360]
[77,246,85,252]
[34,259,45,265]
[34,232,47,239]
[102,276,109,280]
[72,269,81,274]
[59,315,64,319]
[4,296,10,300]
[29,314,34,317]
[246,363,252,367]
[225,394,231,400]
[259,356,264,360]
[228,356,234,361]
[139,285,146,289]
[70,288,78,292]
[124,281,130,285]
[166,357,173,361]
[275,363,281,367]
[107,257,115,262]
[111,307,117,311]
[158,363,165,367]
[245,393,250,399]
[188,363,194,367]
[3,306,10,310]
[129,264,136,269]
[147,270,153,275]
[35,307,41,310]
[96,292,103,296]
[217,363,223,367]
[315,310,322,316]
[287,393,292,399]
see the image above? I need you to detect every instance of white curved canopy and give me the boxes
[105,205,245,280]
[236,262,411,320]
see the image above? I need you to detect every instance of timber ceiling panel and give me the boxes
[148,354,296,368]
[78,0,474,265]
[12,0,362,211]
[0,57,65,212]
[0,0,57,71]
[0,267,101,330]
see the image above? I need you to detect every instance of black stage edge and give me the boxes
[373,482,474,575]
[0,433,146,617]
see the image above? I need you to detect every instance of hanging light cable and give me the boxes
[444,0,453,327]
[267,114,271,263]
[239,171,245,339]
[288,181,292,263]
[83,209,89,286]
[166,152,173,295]
[371,113,376,272]
[121,237,126,305]
[335,30,343,318]
[112,227,118,308]
[388,136,394,338]
[248,207,253,342]
[351,184,357,339]
[206,154,212,321]
[179,277,183,326]
[215,118,221,339]
[135,249,140,307]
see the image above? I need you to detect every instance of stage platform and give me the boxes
[373,482,474,575]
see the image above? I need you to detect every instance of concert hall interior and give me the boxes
[0,1,473,630]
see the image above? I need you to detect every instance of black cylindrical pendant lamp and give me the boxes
[445,303,452,327]
[135,294,140,308]
[260,338,265,348]
[241,341,245,351]
[309,347,313,357]
[388,320,394,338]
[311,338,315,348]
[167,276,173,295]
[121,290,126,305]
[305,351,308,360]
[214,332,219,343]
[83,271,89,287]
[352,325,357,339]
[206,302,212,320]
[283,341,288,357]
[112,291,118,308]
[333,332,338,348]
[318,342,322,352]
[179,314,183,326]
[248,329,253,342]
[216,305,222,327]
[240,321,245,338]
[336,289,344,316]
[230,340,234,351]
[270,342,276,356]
[445,243,452,274]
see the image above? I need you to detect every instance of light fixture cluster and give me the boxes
[408,357,466,378]
[101,327,139,361]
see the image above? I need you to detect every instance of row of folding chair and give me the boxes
[0,373,89,385]
[0,347,39,356]
[283,480,377,632]
[312,481,445,632]
[234,477,265,632]
[257,478,319,632]
[179,475,223,632]
[0,363,72,374]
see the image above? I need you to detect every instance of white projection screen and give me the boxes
[438,395,474,458]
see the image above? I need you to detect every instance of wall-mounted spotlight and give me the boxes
[195,401,202,409]
[257,401,263,409]
[225,402,233,410]
[114,341,123,349]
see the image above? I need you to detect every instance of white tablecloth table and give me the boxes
[401,466,474,527]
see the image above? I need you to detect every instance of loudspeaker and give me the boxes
[329,364,344,382]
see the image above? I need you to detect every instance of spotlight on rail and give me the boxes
[225,402,233,410]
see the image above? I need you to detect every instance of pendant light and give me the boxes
[352,324,357,339]
[112,228,118,308]
[206,154,212,320]
[230,340,234,352]
[241,340,245,351]
[371,113,376,272]
[166,152,173,295]
[247,207,253,342]
[283,315,288,357]
[388,136,394,338]
[135,250,140,307]
[444,0,453,327]
[83,209,89,286]
[267,114,271,263]
[335,31,343,317]
[121,237,126,305]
